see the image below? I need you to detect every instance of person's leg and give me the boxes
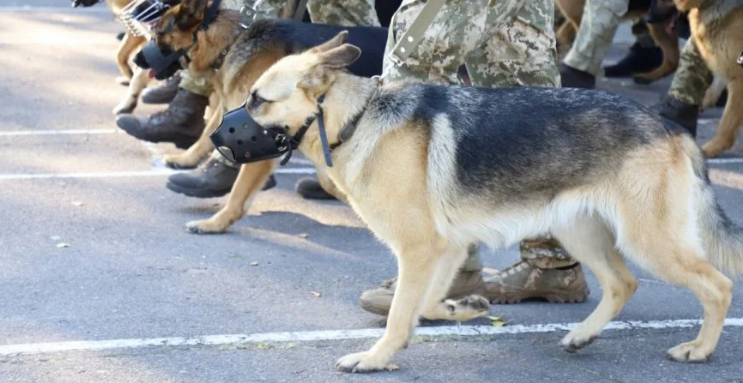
[307,0,380,26]
[657,39,713,136]
[465,0,588,305]
[561,0,629,88]
[296,0,381,200]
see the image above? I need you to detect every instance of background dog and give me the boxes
[149,0,386,234]
[245,32,742,372]
[555,0,680,84]
[675,0,743,157]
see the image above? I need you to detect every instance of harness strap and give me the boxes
[381,0,445,79]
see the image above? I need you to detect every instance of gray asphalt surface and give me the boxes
[1,3,742,382]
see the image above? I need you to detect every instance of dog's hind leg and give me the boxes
[614,165,733,362]
[551,215,637,353]
[419,244,490,321]
[113,67,150,115]
[702,80,743,157]
[336,237,447,373]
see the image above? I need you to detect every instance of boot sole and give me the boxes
[487,288,589,305]
[166,181,231,199]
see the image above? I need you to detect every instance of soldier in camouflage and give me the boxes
[358,0,590,317]
[656,39,714,136]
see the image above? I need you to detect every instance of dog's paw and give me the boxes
[667,341,711,363]
[442,295,490,321]
[186,219,227,235]
[702,138,733,158]
[115,76,131,86]
[163,153,200,170]
[560,331,597,353]
[334,352,389,373]
[113,98,137,115]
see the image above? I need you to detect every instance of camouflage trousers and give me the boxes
[384,0,573,270]
[181,0,380,96]
[668,39,713,106]
[383,0,559,87]
[563,0,628,76]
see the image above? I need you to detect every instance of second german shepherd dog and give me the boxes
[244,32,742,372]
[674,0,743,157]
[150,0,385,233]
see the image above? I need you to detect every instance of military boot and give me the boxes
[116,88,208,149]
[559,63,596,89]
[482,261,589,304]
[166,155,276,198]
[359,270,484,317]
[603,43,663,78]
[295,177,336,200]
[142,73,181,104]
[655,95,698,137]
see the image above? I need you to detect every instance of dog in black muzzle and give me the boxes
[143,0,386,235]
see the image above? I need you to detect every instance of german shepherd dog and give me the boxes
[72,0,158,115]
[555,0,680,84]
[244,32,742,372]
[674,0,743,157]
[150,0,385,233]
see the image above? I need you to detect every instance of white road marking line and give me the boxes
[0,168,315,181]
[0,129,117,136]
[1,318,742,356]
[707,158,743,165]
[0,7,110,13]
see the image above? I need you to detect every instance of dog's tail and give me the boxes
[683,136,743,276]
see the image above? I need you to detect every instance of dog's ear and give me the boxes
[176,0,207,30]
[310,31,349,54]
[318,44,361,69]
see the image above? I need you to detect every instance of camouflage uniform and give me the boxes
[667,39,713,106]
[382,0,574,272]
[563,0,629,76]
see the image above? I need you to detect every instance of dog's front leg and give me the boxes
[336,241,442,373]
[186,159,276,234]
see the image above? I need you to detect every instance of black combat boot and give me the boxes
[142,74,181,104]
[655,95,699,137]
[167,155,276,198]
[116,88,208,149]
[559,64,596,89]
[604,43,664,78]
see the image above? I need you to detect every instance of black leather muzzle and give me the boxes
[211,104,294,164]
[134,41,186,80]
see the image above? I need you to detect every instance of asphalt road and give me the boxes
[0,3,742,383]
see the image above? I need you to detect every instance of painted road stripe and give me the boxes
[1,318,742,356]
[0,168,315,180]
[0,7,110,13]
[707,158,743,165]
[0,129,117,136]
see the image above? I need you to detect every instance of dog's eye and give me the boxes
[251,91,270,108]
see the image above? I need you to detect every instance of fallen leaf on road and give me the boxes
[71,201,84,207]
[250,262,259,267]
[309,291,321,298]
[487,316,507,327]
[298,233,309,239]
[385,364,399,372]
[56,243,70,248]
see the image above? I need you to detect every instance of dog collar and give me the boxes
[211,23,249,71]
